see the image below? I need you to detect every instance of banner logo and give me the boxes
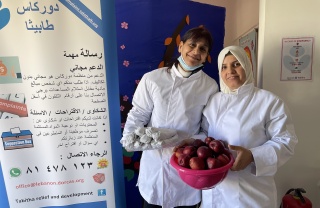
[0,1,10,30]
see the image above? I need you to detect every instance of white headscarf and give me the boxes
[217,45,254,94]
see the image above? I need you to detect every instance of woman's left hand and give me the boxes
[228,144,254,171]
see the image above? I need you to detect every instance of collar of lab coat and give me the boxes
[222,83,255,100]
[172,64,202,81]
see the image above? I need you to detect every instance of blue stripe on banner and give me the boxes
[58,0,103,37]
[0,163,10,208]
[44,201,107,208]
[101,0,127,207]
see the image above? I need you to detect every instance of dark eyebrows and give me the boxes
[222,60,240,66]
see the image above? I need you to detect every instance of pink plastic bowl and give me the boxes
[170,150,234,190]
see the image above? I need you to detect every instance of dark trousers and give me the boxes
[143,199,201,208]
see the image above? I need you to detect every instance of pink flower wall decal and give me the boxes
[120,44,126,50]
[123,95,129,101]
[121,22,128,29]
[120,105,125,111]
[123,60,130,67]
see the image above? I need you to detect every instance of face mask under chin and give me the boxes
[178,55,203,71]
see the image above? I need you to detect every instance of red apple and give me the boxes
[218,139,227,148]
[192,139,206,148]
[206,157,222,169]
[196,146,213,160]
[189,157,205,170]
[177,154,191,168]
[217,153,230,166]
[204,136,214,145]
[209,140,225,154]
[175,147,185,158]
[183,145,196,157]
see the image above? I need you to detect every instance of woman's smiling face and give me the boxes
[221,54,246,90]
[178,38,209,67]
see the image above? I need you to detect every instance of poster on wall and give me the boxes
[0,1,124,207]
[280,37,314,81]
[239,29,258,85]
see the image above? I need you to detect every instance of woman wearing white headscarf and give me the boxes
[201,46,298,208]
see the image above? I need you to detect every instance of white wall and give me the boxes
[192,0,259,46]
[259,0,320,206]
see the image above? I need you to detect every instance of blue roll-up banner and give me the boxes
[0,0,125,207]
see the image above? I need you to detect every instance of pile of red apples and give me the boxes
[174,137,230,170]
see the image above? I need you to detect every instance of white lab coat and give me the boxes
[201,83,298,208]
[123,65,218,207]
